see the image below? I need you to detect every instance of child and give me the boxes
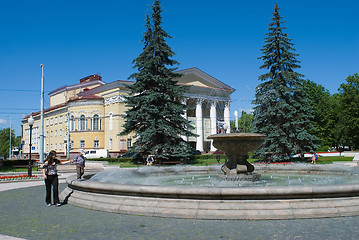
[146,155,155,166]
[311,152,318,164]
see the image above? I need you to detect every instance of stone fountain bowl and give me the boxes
[60,165,359,220]
[208,133,266,154]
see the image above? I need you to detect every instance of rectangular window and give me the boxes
[94,140,99,149]
[46,119,49,126]
[59,129,62,136]
[59,143,62,150]
[55,117,58,124]
[80,140,85,148]
[50,118,53,125]
[120,140,126,151]
[59,116,63,124]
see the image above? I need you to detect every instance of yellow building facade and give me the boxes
[21,68,235,159]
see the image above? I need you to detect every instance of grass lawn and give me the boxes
[1,155,356,172]
[315,156,354,164]
[105,155,355,167]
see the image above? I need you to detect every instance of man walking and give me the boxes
[72,149,86,179]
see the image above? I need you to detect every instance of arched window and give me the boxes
[79,114,86,131]
[70,115,75,131]
[92,114,101,131]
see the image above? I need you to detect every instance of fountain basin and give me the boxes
[60,165,359,220]
[208,133,266,154]
[208,133,265,174]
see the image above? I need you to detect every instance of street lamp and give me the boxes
[127,135,132,149]
[28,116,34,177]
[64,137,67,157]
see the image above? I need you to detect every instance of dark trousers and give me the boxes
[76,164,85,179]
[45,174,59,204]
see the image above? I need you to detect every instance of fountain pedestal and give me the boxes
[208,133,265,181]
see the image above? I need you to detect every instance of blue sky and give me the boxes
[0,0,358,135]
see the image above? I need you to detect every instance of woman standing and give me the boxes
[42,150,71,206]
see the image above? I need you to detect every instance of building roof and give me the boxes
[24,103,67,120]
[175,67,235,92]
[78,67,235,98]
[49,74,106,96]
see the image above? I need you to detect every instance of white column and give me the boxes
[181,98,188,141]
[210,100,217,151]
[195,99,204,151]
[224,101,231,133]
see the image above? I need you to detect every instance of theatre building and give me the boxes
[21,67,235,158]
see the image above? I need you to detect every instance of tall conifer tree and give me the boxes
[253,4,316,160]
[121,0,195,161]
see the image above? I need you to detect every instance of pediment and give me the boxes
[175,67,235,92]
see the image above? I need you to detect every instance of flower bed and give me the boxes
[0,174,41,182]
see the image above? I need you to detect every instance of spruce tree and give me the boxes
[121,0,195,162]
[253,4,316,161]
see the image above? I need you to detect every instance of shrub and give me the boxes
[2,160,36,167]
[317,145,331,152]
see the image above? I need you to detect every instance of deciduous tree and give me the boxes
[337,73,359,148]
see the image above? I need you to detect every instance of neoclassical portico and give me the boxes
[183,97,231,152]
[176,67,235,152]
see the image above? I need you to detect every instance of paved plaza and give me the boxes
[1,174,359,240]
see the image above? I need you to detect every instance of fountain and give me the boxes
[60,133,359,220]
[208,133,265,181]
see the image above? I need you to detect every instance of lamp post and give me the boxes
[39,64,44,163]
[234,110,238,132]
[127,135,132,149]
[28,116,34,177]
[9,116,11,160]
[64,137,67,157]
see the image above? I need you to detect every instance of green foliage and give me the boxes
[239,111,254,132]
[0,128,20,158]
[337,73,359,148]
[231,111,254,132]
[120,0,196,161]
[253,4,316,161]
[316,145,331,152]
[302,80,340,148]
[2,160,33,167]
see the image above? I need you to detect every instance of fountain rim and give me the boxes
[207,133,266,138]
[207,133,266,140]
[66,165,359,200]
[61,165,359,220]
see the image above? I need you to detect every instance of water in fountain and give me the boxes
[90,164,359,187]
